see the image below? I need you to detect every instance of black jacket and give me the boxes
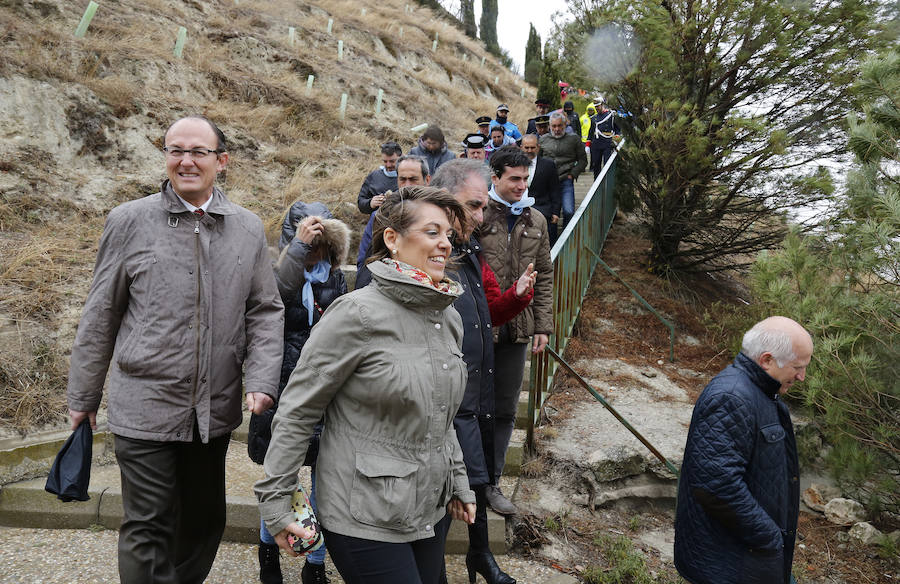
[529,157,561,222]
[447,237,497,487]
[674,353,800,584]
[248,202,349,465]
[357,169,397,215]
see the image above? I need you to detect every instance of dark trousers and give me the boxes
[324,515,452,584]
[492,334,529,482]
[114,427,231,584]
[467,485,491,553]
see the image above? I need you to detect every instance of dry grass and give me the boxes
[0,0,536,433]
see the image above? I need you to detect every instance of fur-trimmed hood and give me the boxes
[278,201,351,267]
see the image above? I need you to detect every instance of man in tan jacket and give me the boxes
[476,146,553,515]
[67,116,284,584]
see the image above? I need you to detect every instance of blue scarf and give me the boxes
[302,260,331,325]
[489,186,534,215]
[381,166,398,178]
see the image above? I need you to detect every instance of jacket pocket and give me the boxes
[739,546,784,584]
[760,423,785,444]
[349,452,419,530]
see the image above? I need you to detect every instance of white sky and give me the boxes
[474,0,571,73]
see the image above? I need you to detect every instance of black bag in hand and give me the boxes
[44,419,93,502]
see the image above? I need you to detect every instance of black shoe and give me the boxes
[484,484,517,516]
[465,551,516,584]
[301,561,331,584]
[258,541,283,584]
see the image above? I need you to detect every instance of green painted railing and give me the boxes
[525,144,622,448]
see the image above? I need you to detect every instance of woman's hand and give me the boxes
[273,522,317,556]
[296,216,323,245]
[515,263,537,298]
[447,497,476,524]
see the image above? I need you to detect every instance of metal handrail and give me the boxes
[526,142,622,447]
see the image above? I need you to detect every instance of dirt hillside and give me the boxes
[0,0,534,433]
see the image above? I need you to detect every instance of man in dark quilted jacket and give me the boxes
[675,316,813,584]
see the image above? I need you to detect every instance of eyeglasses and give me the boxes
[163,147,221,160]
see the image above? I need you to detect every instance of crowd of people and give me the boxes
[64,114,813,584]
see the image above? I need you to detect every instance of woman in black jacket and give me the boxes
[249,201,351,584]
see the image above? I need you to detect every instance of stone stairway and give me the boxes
[0,407,526,554]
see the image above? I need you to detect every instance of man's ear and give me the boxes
[216,152,229,172]
[490,173,500,188]
[757,352,775,371]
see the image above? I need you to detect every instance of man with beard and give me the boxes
[409,125,456,175]
[539,112,587,229]
[488,103,522,142]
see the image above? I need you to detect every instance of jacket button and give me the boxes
[486,323,491,329]
[176,432,181,438]
[201,377,207,383]
[474,324,479,329]
[185,378,191,383]
[433,487,439,493]
[474,369,479,374]
[189,324,193,329]
[425,524,432,531]
[434,323,441,329]
[440,405,446,412]
[442,363,448,370]
[189,269,193,274]
[488,368,493,374]
[476,283,481,288]
[436,446,442,452]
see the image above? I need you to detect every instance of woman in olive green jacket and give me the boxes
[256,186,476,584]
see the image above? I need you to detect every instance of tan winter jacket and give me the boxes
[66,182,284,443]
[477,201,554,343]
[256,260,475,543]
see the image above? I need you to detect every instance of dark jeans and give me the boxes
[559,178,575,227]
[114,427,231,584]
[492,333,529,481]
[324,515,452,584]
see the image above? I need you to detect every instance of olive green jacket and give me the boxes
[255,260,475,543]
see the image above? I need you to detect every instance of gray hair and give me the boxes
[549,111,568,124]
[397,154,430,179]
[431,158,490,194]
[741,323,795,367]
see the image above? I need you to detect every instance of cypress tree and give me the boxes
[524,23,542,85]
[479,0,499,54]
[460,0,476,39]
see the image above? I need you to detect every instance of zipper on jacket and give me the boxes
[192,221,201,409]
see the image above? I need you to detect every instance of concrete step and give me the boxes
[0,437,513,553]
[515,390,531,430]
[502,429,526,478]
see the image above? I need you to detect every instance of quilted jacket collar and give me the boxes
[733,352,781,399]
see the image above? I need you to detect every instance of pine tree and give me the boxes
[746,47,899,514]
[524,24,542,85]
[479,0,499,54]
[552,0,891,275]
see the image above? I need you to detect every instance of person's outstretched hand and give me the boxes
[515,263,536,298]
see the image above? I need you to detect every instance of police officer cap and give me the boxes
[534,97,550,106]
[475,115,492,126]
[496,103,510,112]
[535,114,550,125]
[462,133,487,149]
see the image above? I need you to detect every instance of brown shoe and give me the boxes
[485,484,517,515]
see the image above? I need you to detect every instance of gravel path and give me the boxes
[0,526,567,583]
